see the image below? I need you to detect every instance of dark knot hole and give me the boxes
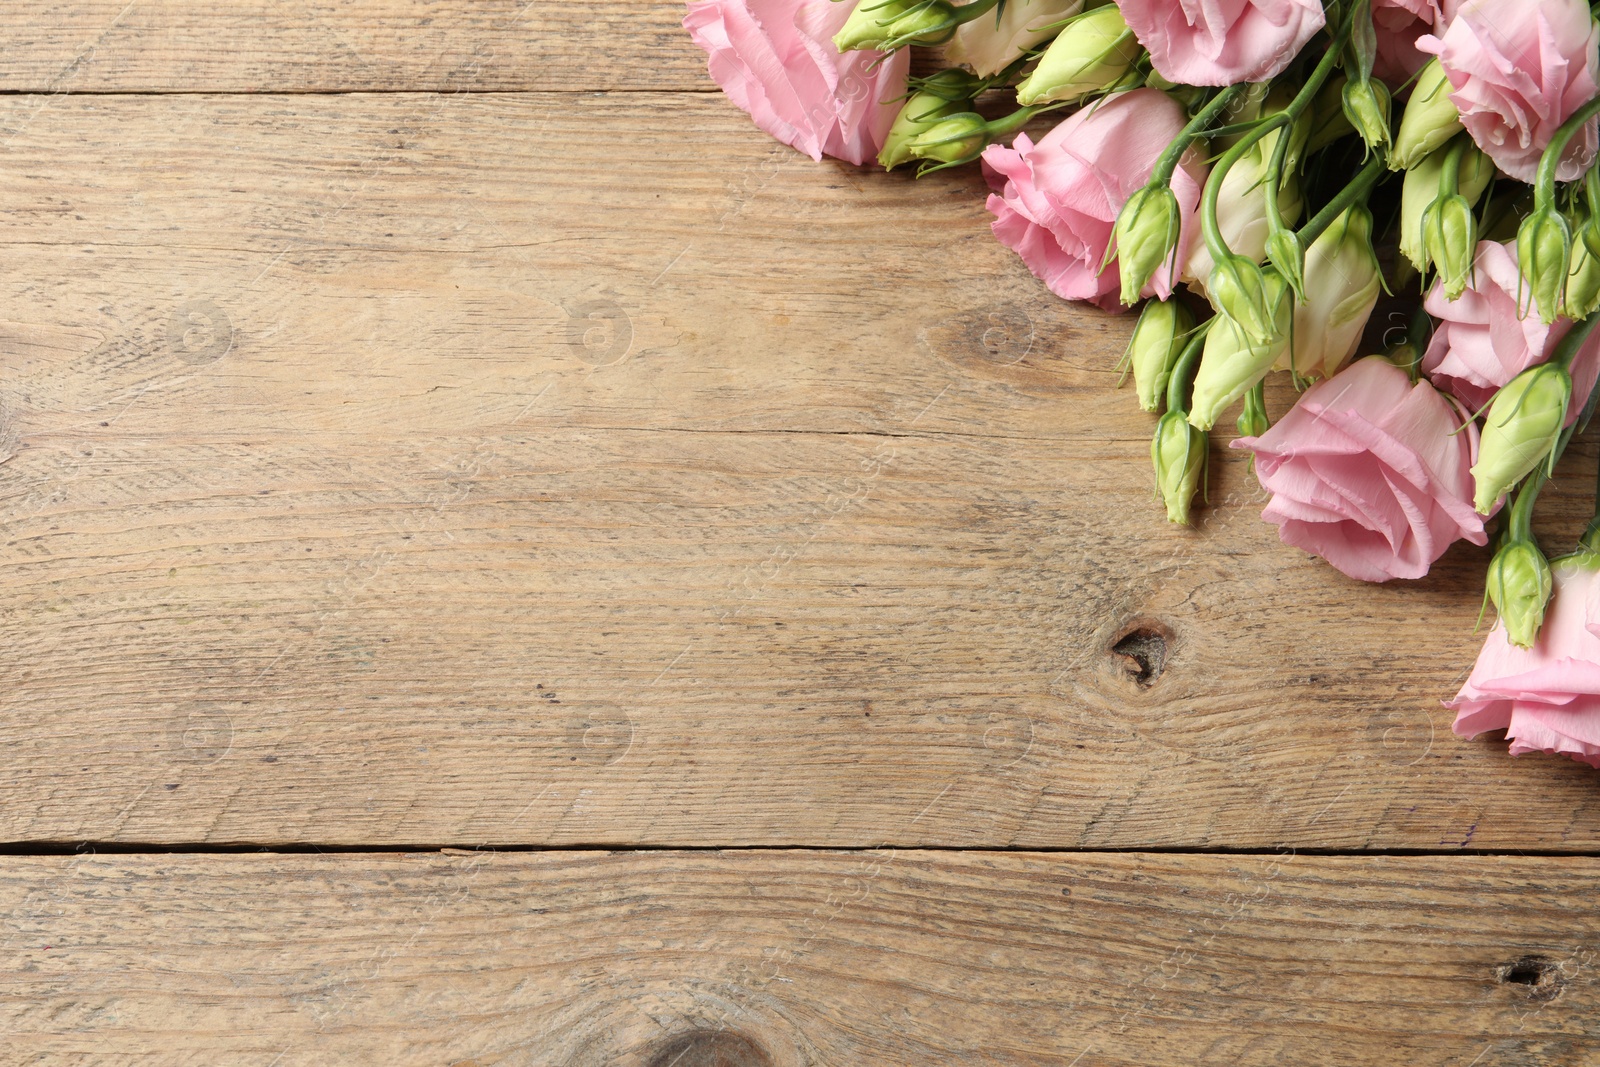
[1497,956,1563,1000]
[646,1030,774,1067]
[1110,624,1171,687]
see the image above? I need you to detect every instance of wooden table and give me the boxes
[1,4,1597,1064]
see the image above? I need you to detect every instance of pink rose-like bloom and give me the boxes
[980,89,1206,311]
[1232,357,1487,583]
[683,0,909,165]
[1119,0,1327,86]
[1371,0,1456,85]
[1450,561,1600,769]
[1418,0,1600,182]
[1422,241,1600,422]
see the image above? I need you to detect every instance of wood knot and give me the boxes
[646,1030,773,1067]
[1497,955,1564,1000]
[1109,621,1173,687]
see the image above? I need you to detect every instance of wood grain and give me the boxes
[2,849,1597,1065]
[2,91,1598,850]
[0,2,712,94]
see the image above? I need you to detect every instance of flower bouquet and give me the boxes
[683,0,1600,769]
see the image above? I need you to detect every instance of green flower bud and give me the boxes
[1564,226,1600,320]
[1152,410,1208,525]
[918,67,983,95]
[1472,363,1572,515]
[1386,340,1421,375]
[1265,225,1306,302]
[1014,6,1139,107]
[1583,212,1600,260]
[1392,58,1463,170]
[835,0,906,51]
[1424,192,1477,301]
[1113,185,1182,306]
[1126,298,1194,413]
[1518,205,1573,325]
[906,111,989,166]
[1236,384,1269,439]
[1208,253,1277,345]
[1188,271,1293,431]
[1486,539,1554,649]
[1342,77,1392,155]
[878,89,968,170]
[835,0,954,51]
[1399,139,1492,274]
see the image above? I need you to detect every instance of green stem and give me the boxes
[1508,467,1547,543]
[1297,153,1387,250]
[983,100,1067,138]
[1166,317,1215,413]
[1545,313,1600,476]
[1202,132,1280,263]
[1438,135,1465,197]
[1348,0,1374,82]
[1535,94,1600,207]
[1263,101,1296,243]
[1148,85,1250,188]
[941,0,1002,27]
[1201,8,1353,263]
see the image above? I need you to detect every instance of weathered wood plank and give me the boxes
[1,850,1596,1064]
[0,2,711,94]
[3,92,1599,850]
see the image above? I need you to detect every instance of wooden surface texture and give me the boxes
[0,3,1596,1062]
[4,850,1600,1066]
[3,87,1600,851]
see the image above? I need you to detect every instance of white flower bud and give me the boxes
[945,0,1085,77]
[1281,206,1381,382]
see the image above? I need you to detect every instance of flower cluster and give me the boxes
[685,0,1600,769]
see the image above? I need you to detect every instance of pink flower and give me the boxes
[1422,241,1600,421]
[1118,0,1327,86]
[1371,0,1456,85]
[1231,357,1487,582]
[1418,0,1600,183]
[1450,560,1600,769]
[980,89,1206,311]
[683,0,909,165]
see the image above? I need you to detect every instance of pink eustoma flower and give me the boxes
[1118,0,1327,86]
[980,88,1206,312]
[683,0,909,165]
[1371,0,1456,85]
[1418,0,1600,182]
[1422,241,1600,422]
[1450,559,1600,769]
[1232,356,1488,583]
